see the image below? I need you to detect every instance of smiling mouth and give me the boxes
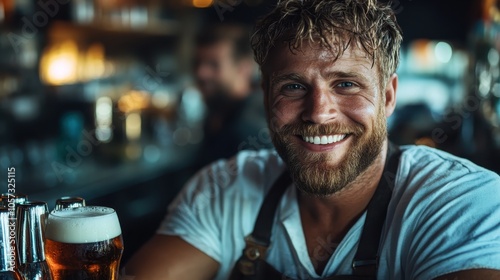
[301,134,348,145]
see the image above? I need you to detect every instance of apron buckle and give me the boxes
[244,235,269,260]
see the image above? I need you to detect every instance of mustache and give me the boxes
[275,122,364,136]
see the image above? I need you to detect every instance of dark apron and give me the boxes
[229,144,402,280]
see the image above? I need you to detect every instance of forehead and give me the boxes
[262,41,377,80]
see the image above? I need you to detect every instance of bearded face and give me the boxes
[270,107,387,196]
[263,42,393,197]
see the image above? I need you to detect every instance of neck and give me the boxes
[298,140,389,227]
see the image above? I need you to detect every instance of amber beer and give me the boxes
[44,206,124,280]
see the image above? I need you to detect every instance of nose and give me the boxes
[301,86,338,124]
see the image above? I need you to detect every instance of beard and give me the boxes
[270,113,387,197]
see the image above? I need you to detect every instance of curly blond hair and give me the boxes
[251,0,403,83]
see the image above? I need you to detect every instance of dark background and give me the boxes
[0,0,498,265]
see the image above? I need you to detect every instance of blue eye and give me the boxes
[283,84,304,90]
[279,83,307,97]
[337,82,354,88]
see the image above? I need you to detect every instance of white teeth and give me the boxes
[301,134,347,145]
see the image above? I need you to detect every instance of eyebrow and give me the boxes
[325,71,366,81]
[269,71,368,86]
[269,73,304,86]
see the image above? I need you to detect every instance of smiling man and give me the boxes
[125,0,500,279]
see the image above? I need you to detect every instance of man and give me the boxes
[125,0,500,279]
[192,23,269,167]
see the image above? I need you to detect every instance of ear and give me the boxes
[384,73,398,117]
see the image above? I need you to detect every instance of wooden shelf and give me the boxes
[46,20,180,46]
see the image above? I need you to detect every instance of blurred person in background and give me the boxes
[125,0,500,279]
[192,23,270,167]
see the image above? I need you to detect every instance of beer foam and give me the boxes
[45,206,122,244]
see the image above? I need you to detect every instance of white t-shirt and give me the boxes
[158,145,500,280]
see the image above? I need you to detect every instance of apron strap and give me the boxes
[352,143,401,276]
[232,143,402,279]
[230,171,292,277]
[251,171,292,245]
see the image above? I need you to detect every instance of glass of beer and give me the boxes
[44,206,124,280]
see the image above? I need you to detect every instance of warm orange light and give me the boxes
[83,43,105,81]
[125,112,142,140]
[481,0,496,21]
[118,90,150,113]
[409,39,436,71]
[192,0,213,8]
[40,41,79,85]
[40,40,109,86]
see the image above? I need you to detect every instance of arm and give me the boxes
[433,269,500,280]
[124,156,248,279]
[124,235,219,280]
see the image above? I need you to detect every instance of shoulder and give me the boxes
[397,145,499,189]
[399,144,496,173]
[202,148,284,192]
[157,149,285,265]
[393,144,500,214]
[169,149,285,213]
[383,145,500,278]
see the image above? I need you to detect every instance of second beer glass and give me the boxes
[44,206,124,280]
